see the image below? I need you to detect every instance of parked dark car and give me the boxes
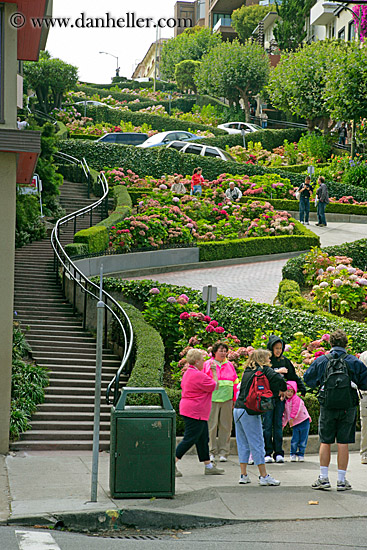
[95,132,148,145]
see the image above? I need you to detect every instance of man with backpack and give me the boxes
[304,330,367,491]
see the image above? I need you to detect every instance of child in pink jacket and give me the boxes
[282,381,311,462]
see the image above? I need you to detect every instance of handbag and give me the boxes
[295,191,301,200]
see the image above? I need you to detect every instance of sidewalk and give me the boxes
[1,448,366,531]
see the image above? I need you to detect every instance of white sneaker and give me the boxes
[265,456,273,463]
[239,474,251,484]
[298,456,304,462]
[210,454,215,462]
[305,222,310,225]
[275,455,284,463]
[219,455,227,462]
[259,474,281,486]
[290,455,297,462]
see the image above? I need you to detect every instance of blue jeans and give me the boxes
[262,398,285,458]
[191,185,202,196]
[299,196,310,223]
[317,201,327,225]
[290,419,310,457]
[233,408,265,465]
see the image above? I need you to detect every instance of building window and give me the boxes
[0,4,4,123]
[338,27,345,41]
[348,20,356,41]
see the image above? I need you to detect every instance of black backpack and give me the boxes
[318,352,354,410]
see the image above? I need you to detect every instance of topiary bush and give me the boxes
[74,226,109,253]
[193,127,307,151]
[282,238,367,286]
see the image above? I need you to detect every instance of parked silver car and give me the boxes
[166,141,235,161]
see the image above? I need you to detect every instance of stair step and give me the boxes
[29,421,110,431]
[10,441,109,451]
[33,411,111,421]
[20,430,109,441]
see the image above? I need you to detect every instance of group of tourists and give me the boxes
[297,175,329,227]
[175,330,367,491]
[170,168,242,203]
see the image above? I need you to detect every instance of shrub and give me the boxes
[192,128,307,151]
[342,164,367,189]
[297,133,332,163]
[15,193,46,248]
[198,228,320,262]
[95,185,132,230]
[74,225,109,253]
[64,243,88,257]
[282,238,367,286]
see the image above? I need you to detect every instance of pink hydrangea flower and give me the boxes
[321,334,330,341]
[204,315,211,322]
[149,287,160,295]
[179,312,190,320]
[209,320,219,328]
[205,325,215,333]
[214,327,225,334]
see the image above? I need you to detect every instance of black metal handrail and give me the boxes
[51,154,134,406]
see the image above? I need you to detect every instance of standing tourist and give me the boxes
[175,349,225,477]
[191,167,204,196]
[297,175,313,225]
[357,351,367,465]
[203,342,239,463]
[304,330,367,491]
[234,349,287,486]
[315,176,329,227]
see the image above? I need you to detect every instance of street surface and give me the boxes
[1,518,367,549]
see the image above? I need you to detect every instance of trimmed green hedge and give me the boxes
[282,238,367,286]
[74,226,108,253]
[55,121,68,140]
[58,140,367,201]
[83,106,226,135]
[64,243,88,257]
[194,128,306,151]
[96,185,132,229]
[198,224,320,262]
[241,197,367,216]
[277,279,319,313]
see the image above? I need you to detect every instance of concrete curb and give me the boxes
[3,509,241,532]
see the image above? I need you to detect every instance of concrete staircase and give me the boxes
[12,179,127,451]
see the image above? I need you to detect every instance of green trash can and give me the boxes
[110,387,176,498]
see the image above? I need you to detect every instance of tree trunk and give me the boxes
[238,90,250,122]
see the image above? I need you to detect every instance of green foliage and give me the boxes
[195,40,270,120]
[36,122,64,204]
[231,4,273,41]
[324,41,367,122]
[24,51,78,114]
[193,128,306,151]
[282,238,367,286]
[198,228,319,262]
[15,193,46,248]
[175,60,201,93]
[273,0,317,51]
[160,27,222,81]
[277,279,319,313]
[10,322,49,440]
[84,104,224,134]
[342,164,367,189]
[74,226,109,253]
[267,40,338,129]
[297,133,332,163]
[64,243,88,257]
[95,185,132,230]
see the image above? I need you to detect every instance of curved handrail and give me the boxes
[51,156,134,406]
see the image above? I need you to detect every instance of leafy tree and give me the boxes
[267,40,340,132]
[195,40,270,121]
[160,27,222,81]
[24,51,78,114]
[174,59,201,93]
[231,4,273,42]
[36,123,63,204]
[324,41,367,156]
[273,0,316,51]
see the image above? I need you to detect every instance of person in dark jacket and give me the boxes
[298,175,313,225]
[234,349,287,486]
[304,329,367,491]
[263,335,307,463]
[315,176,329,227]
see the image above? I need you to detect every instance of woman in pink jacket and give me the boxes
[175,349,225,477]
[203,341,239,462]
[282,381,311,462]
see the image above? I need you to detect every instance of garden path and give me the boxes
[129,221,367,304]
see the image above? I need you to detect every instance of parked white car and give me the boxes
[137,130,200,148]
[217,122,262,134]
[166,141,235,161]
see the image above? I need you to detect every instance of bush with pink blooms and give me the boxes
[303,247,367,316]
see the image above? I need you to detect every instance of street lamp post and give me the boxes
[99,51,119,78]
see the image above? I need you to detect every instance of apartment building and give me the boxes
[0,0,52,453]
[131,38,169,80]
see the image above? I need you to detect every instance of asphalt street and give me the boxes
[2,518,367,550]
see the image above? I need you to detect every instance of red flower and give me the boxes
[209,320,219,327]
[214,327,225,334]
[205,325,215,333]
